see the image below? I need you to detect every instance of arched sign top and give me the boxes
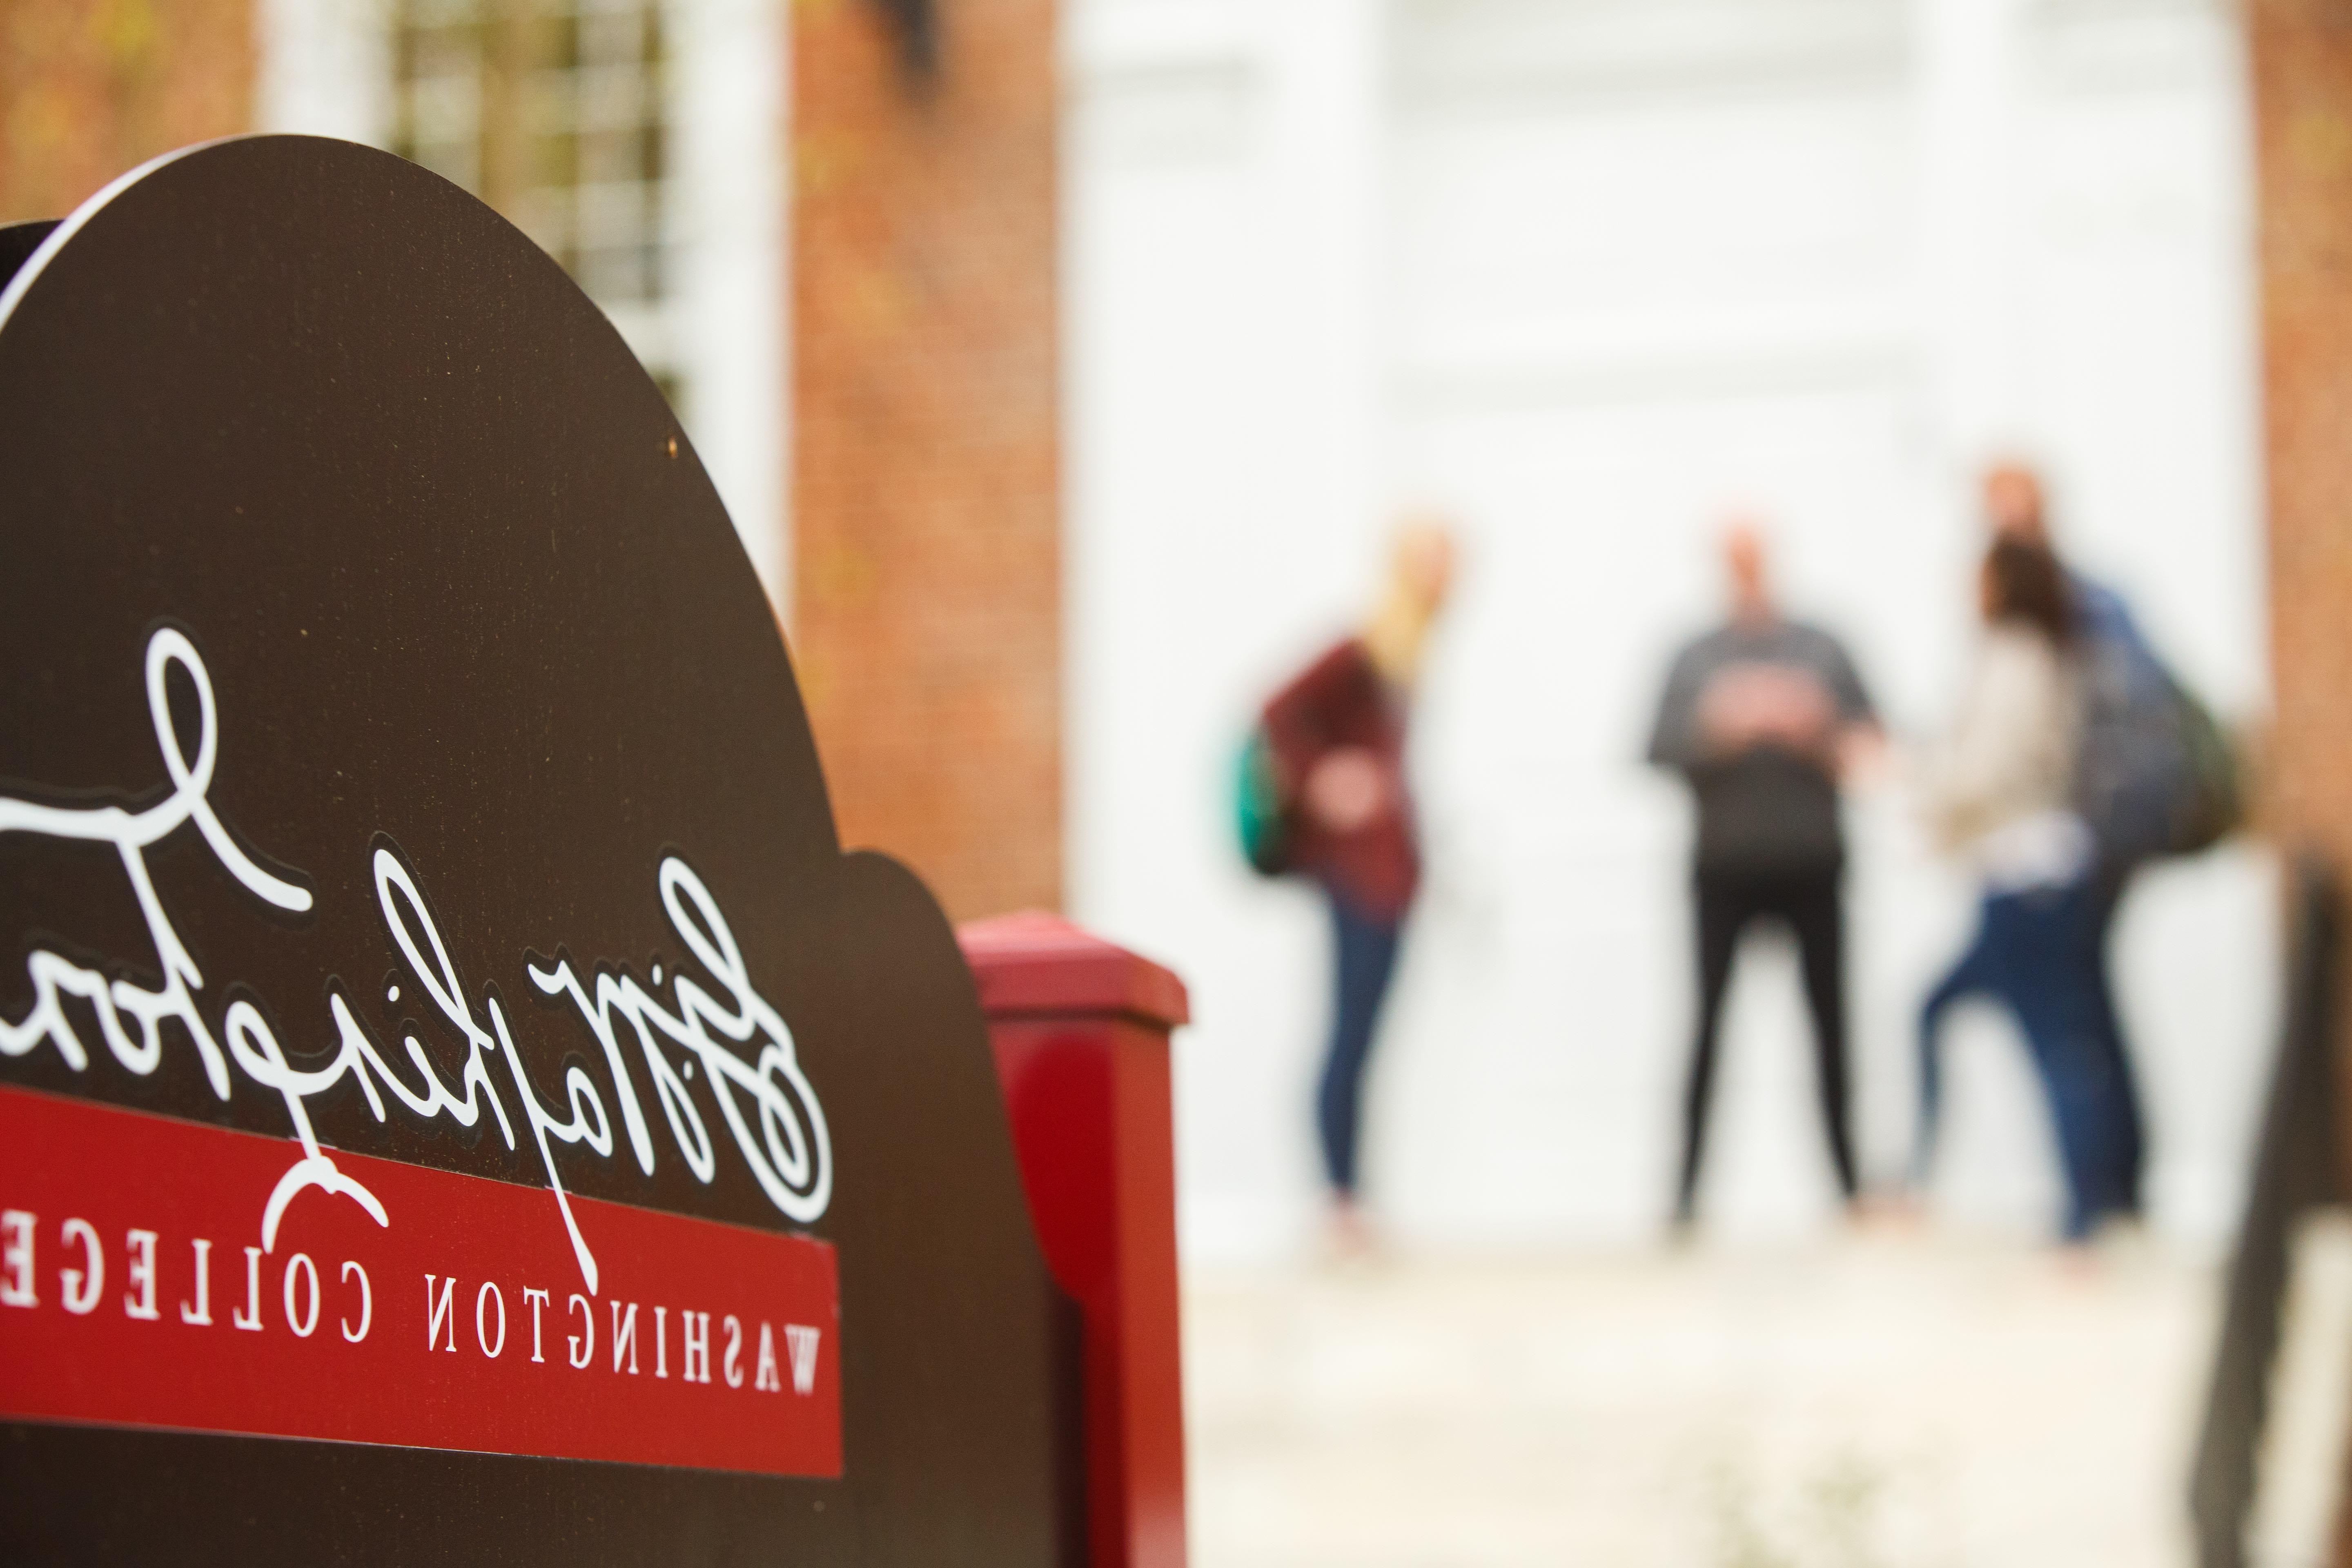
[0,136,1078,1565]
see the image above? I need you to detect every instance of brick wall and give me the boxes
[2249,9,2352,1554]
[0,0,254,226]
[790,0,1062,922]
[2252,6,2352,926]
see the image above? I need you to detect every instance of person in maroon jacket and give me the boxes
[1261,520,1456,1250]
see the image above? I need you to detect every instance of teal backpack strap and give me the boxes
[1235,727,1292,876]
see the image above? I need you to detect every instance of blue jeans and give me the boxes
[1917,878,2135,1239]
[1316,888,1404,1196]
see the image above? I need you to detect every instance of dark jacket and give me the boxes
[1262,637,1419,920]
[1648,618,1875,874]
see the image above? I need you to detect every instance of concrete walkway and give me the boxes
[1184,1233,2228,1567]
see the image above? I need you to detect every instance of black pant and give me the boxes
[2083,863,2147,1216]
[1677,862,1858,1221]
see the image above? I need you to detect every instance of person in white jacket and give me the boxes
[1913,536,2135,1243]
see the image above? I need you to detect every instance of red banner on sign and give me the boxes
[0,1085,841,1478]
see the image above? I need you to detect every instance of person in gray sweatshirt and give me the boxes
[1648,519,1882,1232]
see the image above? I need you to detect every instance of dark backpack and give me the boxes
[2073,618,2241,865]
[2168,679,2242,854]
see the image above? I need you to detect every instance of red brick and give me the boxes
[790,0,1062,921]
[2246,15,2352,1546]
[0,0,254,225]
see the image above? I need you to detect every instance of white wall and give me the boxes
[1068,0,2273,1261]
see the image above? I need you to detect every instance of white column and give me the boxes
[254,0,392,145]
[1914,0,2027,468]
[1261,0,1392,571]
[670,0,791,617]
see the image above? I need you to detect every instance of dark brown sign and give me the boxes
[0,136,1080,1564]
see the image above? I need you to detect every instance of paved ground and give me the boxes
[1183,1232,2233,1568]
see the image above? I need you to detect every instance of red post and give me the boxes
[959,912,1189,1568]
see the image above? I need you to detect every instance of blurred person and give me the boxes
[1913,535,2134,1243]
[1648,519,1881,1232]
[1258,519,1457,1251]
[1982,463,2157,1219]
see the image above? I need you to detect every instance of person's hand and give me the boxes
[1694,669,1758,750]
[1304,748,1387,834]
[1836,724,1890,788]
[1754,672,1833,752]
[1698,664,1833,757]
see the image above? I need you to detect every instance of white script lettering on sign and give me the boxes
[0,628,832,1294]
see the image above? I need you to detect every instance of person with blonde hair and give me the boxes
[1257,519,1457,1250]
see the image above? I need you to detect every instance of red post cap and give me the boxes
[958,911,1190,1029]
